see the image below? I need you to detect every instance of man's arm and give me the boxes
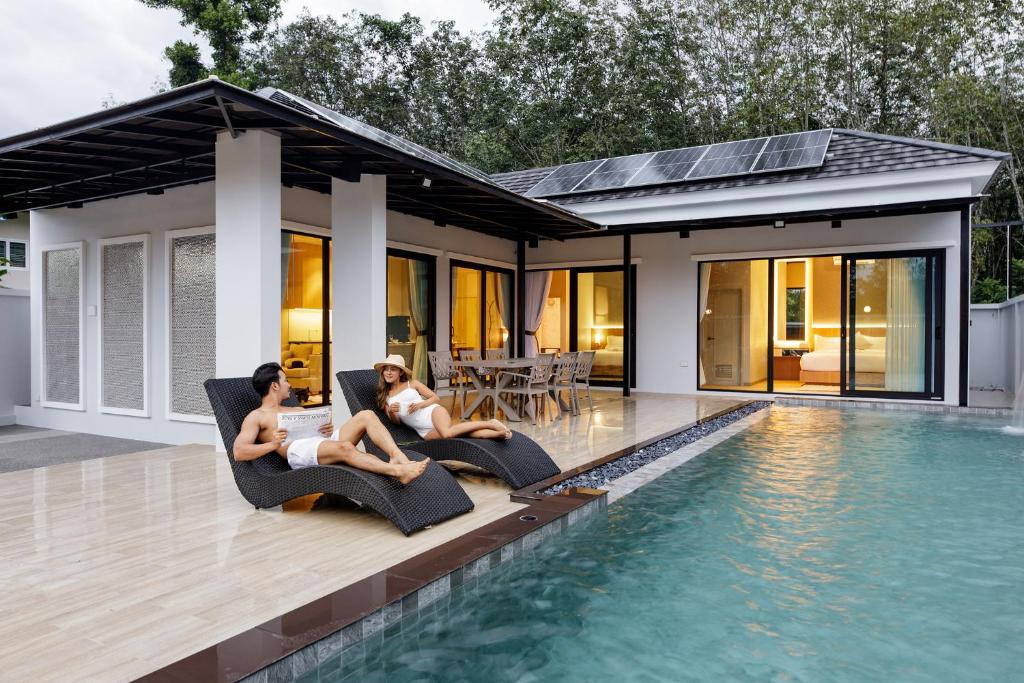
[233,411,285,461]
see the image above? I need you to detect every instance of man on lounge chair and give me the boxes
[234,362,429,485]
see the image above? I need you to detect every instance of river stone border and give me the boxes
[544,401,771,496]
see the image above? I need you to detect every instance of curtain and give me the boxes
[280,233,291,301]
[407,259,429,383]
[524,271,552,357]
[494,273,513,354]
[884,258,925,392]
[698,263,712,385]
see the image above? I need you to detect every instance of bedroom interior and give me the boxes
[280,231,332,406]
[699,251,939,397]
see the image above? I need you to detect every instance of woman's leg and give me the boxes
[426,407,512,440]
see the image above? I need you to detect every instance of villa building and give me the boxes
[0,78,1008,445]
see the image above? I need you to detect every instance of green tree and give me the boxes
[141,0,282,87]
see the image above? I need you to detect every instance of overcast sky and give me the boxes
[0,0,496,138]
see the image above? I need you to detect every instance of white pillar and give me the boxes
[331,175,387,420]
[215,130,281,379]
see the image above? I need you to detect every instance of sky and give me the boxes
[0,0,496,138]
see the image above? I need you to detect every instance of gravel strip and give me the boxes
[544,401,771,494]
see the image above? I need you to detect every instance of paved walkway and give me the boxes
[0,425,170,473]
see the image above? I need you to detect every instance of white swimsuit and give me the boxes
[387,385,439,438]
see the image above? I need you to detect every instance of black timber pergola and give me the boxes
[0,79,599,243]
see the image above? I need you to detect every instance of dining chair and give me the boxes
[497,356,557,425]
[572,351,597,412]
[428,350,464,415]
[548,351,579,416]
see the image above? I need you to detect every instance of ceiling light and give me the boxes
[422,178,432,188]
[773,219,785,229]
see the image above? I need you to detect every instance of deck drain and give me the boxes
[519,514,538,522]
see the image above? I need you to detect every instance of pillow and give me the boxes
[605,334,624,351]
[814,334,839,351]
[862,334,886,350]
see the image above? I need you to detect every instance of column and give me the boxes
[215,129,281,379]
[331,175,387,420]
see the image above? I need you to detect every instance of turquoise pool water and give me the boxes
[327,407,1024,682]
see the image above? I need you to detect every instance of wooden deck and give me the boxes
[0,391,741,682]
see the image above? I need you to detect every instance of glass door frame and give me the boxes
[448,259,515,359]
[840,248,945,400]
[282,228,332,406]
[387,247,437,387]
[696,249,945,400]
[566,264,638,389]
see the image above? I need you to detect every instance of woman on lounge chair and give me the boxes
[375,355,512,441]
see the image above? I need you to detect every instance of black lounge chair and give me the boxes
[336,369,562,489]
[204,378,474,536]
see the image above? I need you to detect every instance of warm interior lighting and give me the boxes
[286,308,323,342]
[863,305,872,313]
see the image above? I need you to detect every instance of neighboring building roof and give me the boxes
[490,129,1010,206]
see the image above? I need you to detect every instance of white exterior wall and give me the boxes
[0,214,30,291]
[528,212,965,404]
[0,289,30,424]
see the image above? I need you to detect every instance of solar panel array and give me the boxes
[524,129,833,198]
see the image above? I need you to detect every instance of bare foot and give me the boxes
[488,419,512,440]
[389,450,412,465]
[395,458,429,485]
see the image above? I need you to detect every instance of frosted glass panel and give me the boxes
[101,241,146,411]
[170,233,215,416]
[43,248,81,405]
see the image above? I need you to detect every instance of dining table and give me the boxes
[454,357,535,422]
[454,356,575,422]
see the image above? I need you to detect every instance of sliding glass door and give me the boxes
[450,261,513,360]
[842,252,942,398]
[387,249,435,385]
[697,250,944,399]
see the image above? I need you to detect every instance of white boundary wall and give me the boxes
[529,211,965,404]
[970,295,1024,393]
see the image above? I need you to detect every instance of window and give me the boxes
[387,250,435,385]
[41,243,84,410]
[450,261,513,360]
[0,239,27,269]
[281,231,332,407]
[99,236,148,416]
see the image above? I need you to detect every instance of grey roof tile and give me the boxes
[489,130,1009,206]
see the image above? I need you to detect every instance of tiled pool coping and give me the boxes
[775,396,1014,416]
[138,400,757,682]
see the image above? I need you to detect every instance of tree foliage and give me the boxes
[144,0,1024,296]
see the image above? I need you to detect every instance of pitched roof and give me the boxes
[490,129,1009,206]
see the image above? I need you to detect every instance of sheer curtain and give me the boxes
[524,271,552,357]
[407,259,429,383]
[494,273,513,354]
[884,258,925,392]
[698,263,712,385]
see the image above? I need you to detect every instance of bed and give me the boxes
[800,333,886,386]
[592,334,625,379]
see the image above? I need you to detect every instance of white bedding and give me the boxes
[593,349,623,367]
[800,349,886,373]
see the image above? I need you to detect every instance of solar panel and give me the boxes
[262,89,498,186]
[751,129,832,173]
[573,153,655,192]
[524,160,606,197]
[626,146,709,187]
[687,138,769,179]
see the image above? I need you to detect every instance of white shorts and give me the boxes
[286,437,326,469]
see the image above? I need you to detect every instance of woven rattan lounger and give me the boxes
[336,370,562,489]
[204,378,474,536]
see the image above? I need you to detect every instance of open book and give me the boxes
[277,407,332,445]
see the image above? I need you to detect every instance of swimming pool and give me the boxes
[322,407,1024,682]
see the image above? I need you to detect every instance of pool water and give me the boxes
[326,407,1024,682]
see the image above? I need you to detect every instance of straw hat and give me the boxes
[373,354,413,376]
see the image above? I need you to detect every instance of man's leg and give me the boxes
[336,410,410,463]
[316,440,427,485]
